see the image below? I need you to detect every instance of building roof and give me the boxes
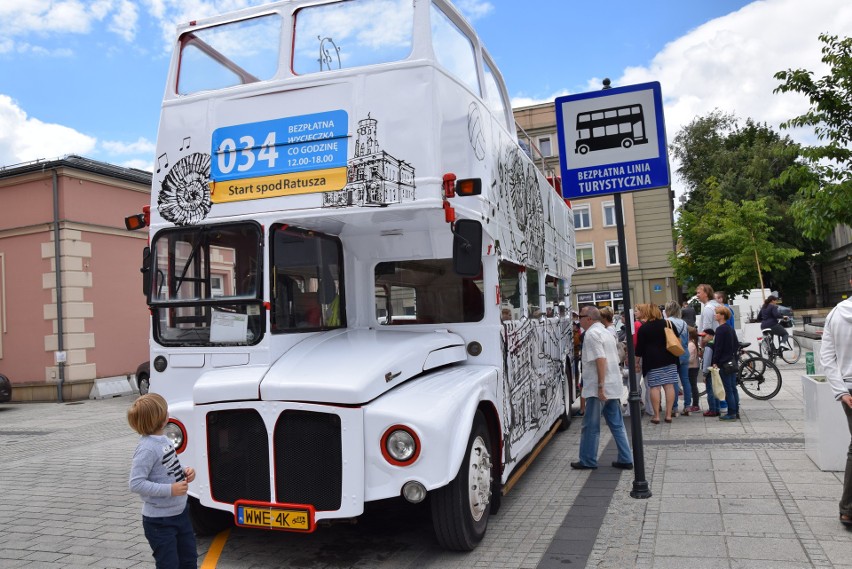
[0,155,152,185]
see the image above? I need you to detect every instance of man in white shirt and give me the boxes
[820,278,852,527]
[571,306,633,470]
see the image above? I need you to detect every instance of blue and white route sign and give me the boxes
[555,82,669,200]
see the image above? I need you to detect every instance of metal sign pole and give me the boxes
[615,193,651,499]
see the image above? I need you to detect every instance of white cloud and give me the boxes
[120,158,154,172]
[0,0,145,51]
[511,89,572,109]
[0,95,97,167]
[617,0,852,150]
[109,0,139,42]
[455,0,494,21]
[102,137,156,155]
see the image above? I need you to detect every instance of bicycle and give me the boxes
[696,341,782,400]
[758,327,801,364]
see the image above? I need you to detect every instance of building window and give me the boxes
[538,136,552,157]
[574,205,591,230]
[606,241,625,266]
[576,244,595,269]
[602,202,615,227]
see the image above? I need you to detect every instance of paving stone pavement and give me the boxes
[0,359,850,568]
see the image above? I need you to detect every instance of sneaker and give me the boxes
[687,405,701,413]
[703,411,719,417]
[681,410,690,416]
[719,414,737,421]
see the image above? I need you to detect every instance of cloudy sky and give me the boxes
[0,0,850,182]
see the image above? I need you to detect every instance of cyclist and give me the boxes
[757,295,790,350]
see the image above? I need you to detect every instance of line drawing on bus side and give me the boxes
[323,113,416,208]
[574,103,648,155]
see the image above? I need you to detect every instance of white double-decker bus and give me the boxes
[128,0,576,550]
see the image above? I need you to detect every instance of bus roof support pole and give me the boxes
[615,192,651,499]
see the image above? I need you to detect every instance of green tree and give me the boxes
[774,33,852,240]
[670,112,824,301]
[670,184,803,296]
[709,195,803,295]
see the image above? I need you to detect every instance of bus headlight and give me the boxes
[164,419,187,453]
[381,426,420,466]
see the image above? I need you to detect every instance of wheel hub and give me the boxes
[468,435,492,522]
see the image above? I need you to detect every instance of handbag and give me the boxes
[664,320,685,357]
[710,367,726,400]
[721,360,738,375]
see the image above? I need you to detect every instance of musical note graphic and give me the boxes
[156,153,169,173]
[179,137,191,151]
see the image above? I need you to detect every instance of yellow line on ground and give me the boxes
[200,528,231,569]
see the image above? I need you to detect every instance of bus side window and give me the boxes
[430,3,480,96]
[499,262,522,319]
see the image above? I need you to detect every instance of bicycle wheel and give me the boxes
[758,337,777,363]
[738,356,782,400]
[780,336,801,364]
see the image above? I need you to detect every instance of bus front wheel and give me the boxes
[431,411,493,550]
[621,138,633,149]
[577,144,590,155]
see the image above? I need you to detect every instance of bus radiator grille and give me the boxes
[274,410,343,511]
[206,409,271,504]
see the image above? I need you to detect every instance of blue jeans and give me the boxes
[142,505,198,569]
[578,396,633,467]
[721,369,739,416]
[678,360,691,408]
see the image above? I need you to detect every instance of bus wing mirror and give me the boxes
[452,220,482,277]
[141,246,152,297]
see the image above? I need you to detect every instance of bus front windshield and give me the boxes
[149,222,264,346]
[270,225,345,333]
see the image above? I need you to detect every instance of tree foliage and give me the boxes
[774,33,852,240]
[670,112,824,301]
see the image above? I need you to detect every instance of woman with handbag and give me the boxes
[635,304,679,424]
[711,305,740,421]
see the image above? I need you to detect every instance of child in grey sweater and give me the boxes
[128,393,197,568]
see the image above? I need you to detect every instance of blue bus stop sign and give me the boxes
[555,82,669,200]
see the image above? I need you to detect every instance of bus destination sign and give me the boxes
[554,82,669,200]
[209,110,349,203]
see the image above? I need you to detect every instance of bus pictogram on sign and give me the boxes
[575,104,648,155]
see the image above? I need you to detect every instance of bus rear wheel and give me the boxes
[621,138,633,149]
[431,411,493,551]
[577,144,590,155]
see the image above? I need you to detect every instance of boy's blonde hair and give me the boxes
[127,393,168,435]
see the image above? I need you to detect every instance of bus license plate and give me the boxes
[236,504,312,532]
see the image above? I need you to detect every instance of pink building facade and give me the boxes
[0,156,151,401]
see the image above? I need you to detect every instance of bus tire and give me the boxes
[577,144,590,155]
[621,138,633,149]
[431,410,493,551]
[188,496,233,536]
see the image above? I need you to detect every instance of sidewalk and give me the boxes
[542,359,852,569]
